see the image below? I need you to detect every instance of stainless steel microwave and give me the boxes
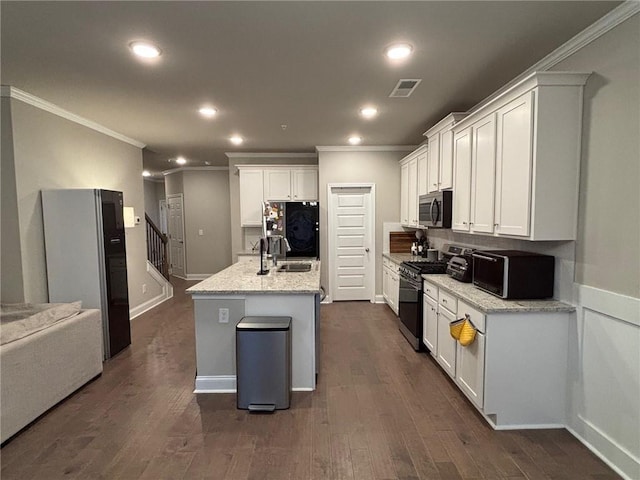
[472,250,555,299]
[418,191,452,228]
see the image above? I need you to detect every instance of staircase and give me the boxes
[145,214,169,280]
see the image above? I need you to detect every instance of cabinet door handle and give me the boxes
[494,223,499,227]
[462,221,467,225]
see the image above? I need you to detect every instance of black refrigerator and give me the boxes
[42,189,132,359]
[284,202,320,259]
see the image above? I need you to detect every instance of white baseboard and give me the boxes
[130,291,171,319]
[194,375,236,393]
[194,375,315,393]
[568,420,639,480]
[374,294,385,304]
[130,262,174,319]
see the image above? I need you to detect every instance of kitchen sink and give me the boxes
[278,263,312,272]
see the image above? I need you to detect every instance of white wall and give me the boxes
[1,95,162,309]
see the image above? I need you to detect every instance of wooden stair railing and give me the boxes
[145,214,169,280]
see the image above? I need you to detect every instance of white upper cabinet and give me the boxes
[452,127,472,231]
[291,168,318,201]
[400,161,409,225]
[417,150,429,196]
[439,129,455,190]
[452,71,590,240]
[239,165,318,227]
[424,113,468,193]
[399,145,427,228]
[239,169,265,227]
[494,91,533,237]
[427,133,440,193]
[407,157,418,226]
[263,169,292,200]
[470,113,497,234]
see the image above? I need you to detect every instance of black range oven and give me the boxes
[398,260,448,350]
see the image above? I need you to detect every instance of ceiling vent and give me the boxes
[389,79,422,98]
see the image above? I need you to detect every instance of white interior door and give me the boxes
[329,185,375,302]
[167,194,185,278]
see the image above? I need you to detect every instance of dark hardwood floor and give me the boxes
[1,278,620,479]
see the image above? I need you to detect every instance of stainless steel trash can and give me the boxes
[236,316,292,411]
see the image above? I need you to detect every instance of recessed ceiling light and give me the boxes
[348,136,362,145]
[176,156,187,165]
[199,106,218,118]
[142,170,151,177]
[385,43,413,60]
[230,135,244,145]
[360,107,378,119]
[129,41,162,59]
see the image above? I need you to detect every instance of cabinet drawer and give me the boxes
[383,257,390,269]
[423,280,438,300]
[438,290,457,313]
[457,300,485,333]
[389,261,400,273]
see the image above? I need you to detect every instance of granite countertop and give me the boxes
[186,260,321,295]
[421,274,575,314]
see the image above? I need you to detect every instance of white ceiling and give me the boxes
[1,1,620,175]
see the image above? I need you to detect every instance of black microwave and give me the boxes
[472,250,555,299]
[418,191,452,228]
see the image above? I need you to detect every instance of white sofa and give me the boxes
[0,303,103,443]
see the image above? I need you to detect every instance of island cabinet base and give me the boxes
[192,293,317,393]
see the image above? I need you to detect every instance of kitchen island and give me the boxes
[186,259,321,393]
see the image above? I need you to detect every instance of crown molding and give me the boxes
[469,2,640,113]
[162,166,229,176]
[225,152,317,159]
[1,85,146,148]
[143,176,165,183]
[315,145,417,152]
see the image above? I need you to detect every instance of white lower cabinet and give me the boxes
[436,306,457,379]
[455,300,486,409]
[421,280,570,429]
[422,294,438,353]
[383,257,400,315]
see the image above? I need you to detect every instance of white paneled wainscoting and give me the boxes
[568,284,640,480]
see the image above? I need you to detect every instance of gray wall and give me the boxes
[143,179,165,227]
[318,149,411,296]
[552,14,639,298]
[0,98,24,302]
[183,169,232,275]
[227,155,318,261]
[164,169,232,276]
[1,97,162,307]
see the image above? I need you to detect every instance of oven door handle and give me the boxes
[400,276,421,291]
